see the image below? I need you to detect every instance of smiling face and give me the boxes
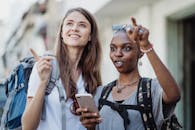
[61,11,91,48]
[110,31,140,73]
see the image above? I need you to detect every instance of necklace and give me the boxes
[116,79,139,93]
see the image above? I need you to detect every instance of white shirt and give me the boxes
[27,63,87,130]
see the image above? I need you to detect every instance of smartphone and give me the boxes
[75,93,98,113]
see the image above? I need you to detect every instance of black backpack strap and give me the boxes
[98,79,146,130]
[137,78,157,130]
[98,80,117,110]
[101,99,148,130]
[98,78,157,130]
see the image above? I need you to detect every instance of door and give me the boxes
[183,15,195,130]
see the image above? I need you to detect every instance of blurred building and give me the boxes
[0,0,66,122]
[0,0,195,129]
[0,0,65,78]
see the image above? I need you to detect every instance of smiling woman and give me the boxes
[61,11,92,48]
[21,7,102,130]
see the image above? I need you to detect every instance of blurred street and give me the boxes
[1,0,195,129]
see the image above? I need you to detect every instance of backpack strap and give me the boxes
[98,80,116,110]
[41,51,60,95]
[98,80,146,130]
[55,80,66,130]
[98,78,158,130]
[98,80,130,130]
[42,56,66,130]
[45,58,60,95]
[50,58,66,130]
[53,59,67,130]
[101,99,148,130]
[137,78,157,130]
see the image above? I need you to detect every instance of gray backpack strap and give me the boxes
[41,56,60,120]
[51,59,66,130]
[42,57,66,130]
[56,80,66,130]
[45,58,60,95]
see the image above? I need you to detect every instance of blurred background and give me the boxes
[0,0,195,129]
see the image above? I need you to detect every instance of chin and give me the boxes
[116,68,134,74]
[116,68,125,73]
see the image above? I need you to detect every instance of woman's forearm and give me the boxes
[22,82,47,130]
[146,49,181,103]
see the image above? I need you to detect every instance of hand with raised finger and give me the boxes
[130,17,151,50]
[30,48,54,84]
[138,26,151,49]
[76,108,102,129]
[126,17,139,44]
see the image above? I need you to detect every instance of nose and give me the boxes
[71,24,79,31]
[114,49,123,57]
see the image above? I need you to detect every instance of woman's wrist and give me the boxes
[40,80,48,89]
[140,43,153,53]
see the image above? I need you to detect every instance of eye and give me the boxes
[65,22,73,26]
[110,46,116,52]
[79,23,87,28]
[123,46,131,52]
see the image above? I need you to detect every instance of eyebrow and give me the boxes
[110,42,132,46]
[66,20,89,25]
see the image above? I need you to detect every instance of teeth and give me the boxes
[69,34,79,38]
[115,61,123,67]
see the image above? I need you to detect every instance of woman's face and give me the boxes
[61,11,91,48]
[110,31,140,73]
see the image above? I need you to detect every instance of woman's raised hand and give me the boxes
[128,17,151,49]
[30,48,54,84]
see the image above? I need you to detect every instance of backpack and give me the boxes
[98,78,182,130]
[0,55,59,130]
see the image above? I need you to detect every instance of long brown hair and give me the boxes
[55,7,102,99]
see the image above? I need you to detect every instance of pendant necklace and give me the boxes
[116,79,139,93]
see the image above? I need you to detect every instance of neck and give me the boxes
[66,47,84,82]
[118,69,140,85]
[67,46,84,70]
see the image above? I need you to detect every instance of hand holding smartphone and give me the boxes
[75,93,98,113]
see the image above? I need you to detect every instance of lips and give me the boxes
[69,34,80,39]
[114,60,123,68]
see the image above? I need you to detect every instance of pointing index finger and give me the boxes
[30,48,40,61]
[131,17,137,27]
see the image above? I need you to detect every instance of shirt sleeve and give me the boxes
[151,78,164,128]
[27,62,41,97]
[151,78,176,128]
